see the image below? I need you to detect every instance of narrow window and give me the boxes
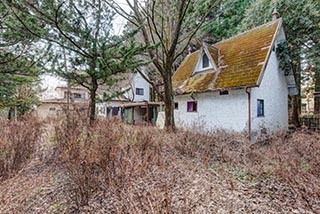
[174,102,179,110]
[187,101,197,112]
[202,53,209,68]
[136,88,144,95]
[73,93,82,99]
[219,90,229,95]
[257,99,264,117]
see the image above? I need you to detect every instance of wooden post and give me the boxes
[14,106,17,122]
[132,107,135,125]
[146,103,150,122]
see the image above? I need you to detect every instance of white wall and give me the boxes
[250,48,288,136]
[124,72,150,102]
[174,90,248,132]
[132,72,150,102]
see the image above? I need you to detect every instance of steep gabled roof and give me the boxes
[173,19,282,94]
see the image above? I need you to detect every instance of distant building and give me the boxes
[96,71,162,124]
[36,86,89,119]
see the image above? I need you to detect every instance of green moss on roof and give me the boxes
[214,20,279,88]
[207,46,219,65]
[173,19,281,93]
[172,51,199,82]
[183,71,216,92]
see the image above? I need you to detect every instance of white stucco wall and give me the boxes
[124,72,150,102]
[174,90,248,132]
[250,50,288,136]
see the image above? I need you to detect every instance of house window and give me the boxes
[49,107,56,111]
[136,88,144,95]
[73,93,83,99]
[174,102,179,110]
[187,101,197,112]
[257,99,264,117]
[219,90,229,95]
[202,53,209,68]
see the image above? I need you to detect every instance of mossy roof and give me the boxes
[173,19,281,93]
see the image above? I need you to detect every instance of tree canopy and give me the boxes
[2,0,151,123]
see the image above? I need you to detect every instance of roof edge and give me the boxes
[215,18,282,46]
[175,84,259,96]
[256,18,283,86]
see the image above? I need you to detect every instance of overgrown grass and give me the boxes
[54,115,320,212]
[55,116,162,208]
[0,116,43,181]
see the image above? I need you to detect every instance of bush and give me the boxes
[0,116,43,181]
[55,115,320,212]
[55,116,162,207]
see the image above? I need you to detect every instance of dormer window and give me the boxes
[202,53,209,68]
[192,47,218,74]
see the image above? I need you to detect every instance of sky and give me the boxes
[41,0,131,99]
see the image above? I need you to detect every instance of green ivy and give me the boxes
[276,41,292,76]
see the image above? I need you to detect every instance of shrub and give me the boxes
[55,116,162,207]
[0,115,43,181]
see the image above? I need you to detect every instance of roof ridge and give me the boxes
[214,18,282,46]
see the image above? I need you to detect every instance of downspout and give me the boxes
[246,87,251,140]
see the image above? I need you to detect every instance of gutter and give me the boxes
[175,84,259,96]
[245,87,251,140]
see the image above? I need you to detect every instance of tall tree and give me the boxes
[201,0,252,43]
[0,51,41,119]
[238,0,320,126]
[3,0,149,124]
[108,0,221,130]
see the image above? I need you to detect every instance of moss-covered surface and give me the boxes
[173,20,280,93]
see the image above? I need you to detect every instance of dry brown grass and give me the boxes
[53,115,320,213]
[0,115,43,181]
[1,115,319,213]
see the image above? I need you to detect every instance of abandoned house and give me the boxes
[172,16,297,138]
[36,86,89,119]
[96,71,162,124]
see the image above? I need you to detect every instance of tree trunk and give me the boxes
[163,73,175,131]
[291,58,301,127]
[89,78,98,125]
[14,106,17,121]
[291,95,300,127]
[314,71,320,115]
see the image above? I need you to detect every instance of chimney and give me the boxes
[272,8,279,21]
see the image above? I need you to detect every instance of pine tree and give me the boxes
[3,0,149,124]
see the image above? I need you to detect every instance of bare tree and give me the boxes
[107,0,220,130]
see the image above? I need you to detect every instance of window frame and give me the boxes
[187,101,197,112]
[257,99,264,117]
[136,87,144,95]
[202,53,209,68]
[73,92,82,99]
[174,102,179,110]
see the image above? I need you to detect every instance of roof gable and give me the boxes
[192,46,219,74]
[173,19,282,94]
